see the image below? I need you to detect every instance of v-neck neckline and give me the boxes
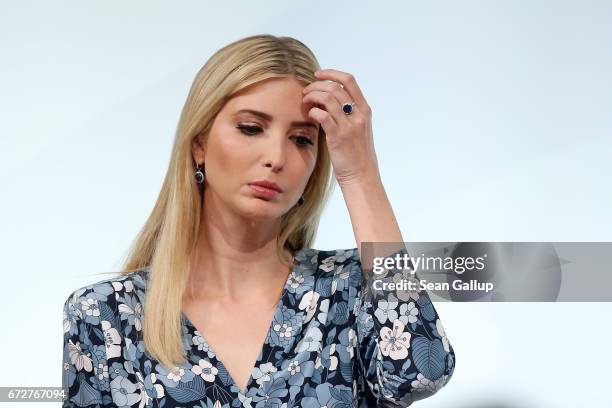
[180,247,305,395]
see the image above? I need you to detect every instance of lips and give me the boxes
[248,180,282,193]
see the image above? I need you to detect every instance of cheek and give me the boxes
[207,125,250,166]
[303,148,318,175]
[290,151,317,187]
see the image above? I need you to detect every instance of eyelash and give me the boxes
[236,124,314,148]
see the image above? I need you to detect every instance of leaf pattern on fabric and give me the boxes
[62,247,455,407]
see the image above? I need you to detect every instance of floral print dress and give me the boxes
[62,247,456,407]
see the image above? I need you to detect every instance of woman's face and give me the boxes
[195,76,321,220]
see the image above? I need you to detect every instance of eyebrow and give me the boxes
[233,109,319,131]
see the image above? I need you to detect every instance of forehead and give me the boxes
[223,77,319,126]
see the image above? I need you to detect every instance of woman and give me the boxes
[62,34,456,407]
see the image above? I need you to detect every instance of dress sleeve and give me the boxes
[351,247,456,406]
[62,291,112,407]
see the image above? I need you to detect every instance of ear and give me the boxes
[191,137,205,164]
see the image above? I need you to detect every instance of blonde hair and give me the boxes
[110,34,334,371]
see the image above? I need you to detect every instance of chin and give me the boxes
[238,199,286,220]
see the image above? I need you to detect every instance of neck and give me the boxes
[184,196,294,302]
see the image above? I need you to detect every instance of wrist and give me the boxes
[337,168,383,190]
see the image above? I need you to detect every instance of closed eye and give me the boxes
[236,124,314,148]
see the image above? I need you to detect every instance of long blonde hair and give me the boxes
[114,34,334,371]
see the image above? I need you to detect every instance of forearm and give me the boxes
[338,170,405,261]
[343,175,457,404]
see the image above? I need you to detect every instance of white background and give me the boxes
[1,1,611,407]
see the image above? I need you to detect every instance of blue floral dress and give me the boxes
[62,247,456,407]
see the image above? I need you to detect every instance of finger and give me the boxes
[302,80,358,116]
[303,90,349,127]
[307,106,338,135]
[302,79,352,104]
[314,69,368,110]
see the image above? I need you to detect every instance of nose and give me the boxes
[263,134,287,172]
